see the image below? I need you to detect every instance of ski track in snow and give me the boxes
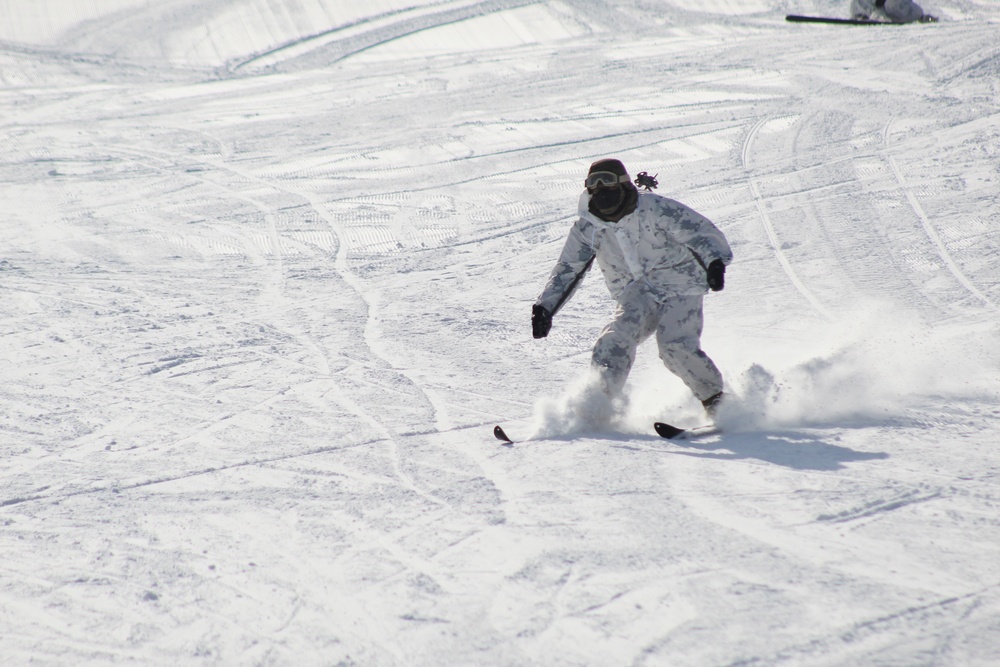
[2,0,1000,664]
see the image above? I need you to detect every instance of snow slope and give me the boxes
[2,0,999,664]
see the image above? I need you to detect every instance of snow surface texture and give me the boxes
[2,0,1000,664]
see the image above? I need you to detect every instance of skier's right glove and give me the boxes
[532,304,552,339]
[706,259,726,292]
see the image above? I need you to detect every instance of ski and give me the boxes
[495,422,719,444]
[493,425,514,446]
[785,14,896,25]
[654,422,719,440]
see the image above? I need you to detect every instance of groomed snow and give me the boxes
[2,0,999,664]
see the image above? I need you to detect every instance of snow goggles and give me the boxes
[585,171,630,190]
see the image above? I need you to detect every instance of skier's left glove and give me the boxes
[532,304,552,339]
[706,259,726,291]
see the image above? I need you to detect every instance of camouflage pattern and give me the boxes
[851,0,925,22]
[536,189,731,400]
[591,284,723,400]
[537,191,732,314]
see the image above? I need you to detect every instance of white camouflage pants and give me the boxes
[591,282,723,401]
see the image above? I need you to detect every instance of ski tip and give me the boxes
[654,422,685,439]
[493,425,514,445]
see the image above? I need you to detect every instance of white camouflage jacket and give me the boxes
[536,190,733,314]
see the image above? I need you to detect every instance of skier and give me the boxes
[532,158,732,419]
[850,0,937,23]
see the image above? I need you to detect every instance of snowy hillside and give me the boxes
[2,0,999,664]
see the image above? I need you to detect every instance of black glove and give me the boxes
[706,259,726,292]
[532,304,552,339]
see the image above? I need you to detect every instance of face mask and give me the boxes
[591,185,624,213]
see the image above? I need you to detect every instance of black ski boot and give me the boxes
[701,391,725,418]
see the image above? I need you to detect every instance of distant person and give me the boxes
[851,0,938,23]
[532,159,732,419]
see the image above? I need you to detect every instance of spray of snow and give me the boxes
[530,301,999,438]
[720,303,1000,431]
[529,368,620,439]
